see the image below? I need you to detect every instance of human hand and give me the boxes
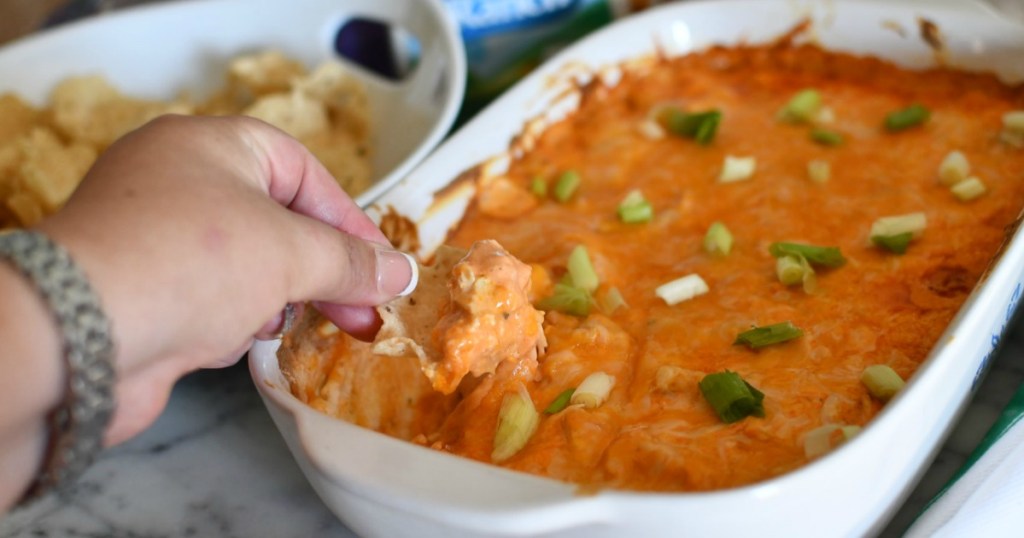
[36,115,415,445]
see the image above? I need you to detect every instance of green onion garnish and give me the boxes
[718,155,757,183]
[530,177,547,197]
[884,104,930,132]
[951,177,987,202]
[599,286,627,314]
[567,245,599,293]
[537,283,591,317]
[661,107,722,145]
[492,385,539,462]
[571,372,616,409]
[618,202,653,223]
[804,424,859,459]
[861,365,905,402]
[1005,110,1024,134]
[776,254,817,293]
[869,213,926,254]
[655,273,709,306]
[871,232,914,254]
[734,321,804,349]
[779,89,822,124]
[807,159,831,183]
[810,128,844,146]
[619,189,645,208]
[699,371,766,423]
[544,388,576,414]
[776,255,808,286]
[769,242,846,268]
[938,151,970,186]
[617,190,654,223]
[703,221,734,256]
[553,170,581,202]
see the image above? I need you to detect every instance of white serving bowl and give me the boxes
[250,1,1024,536]
[0,0,465,207]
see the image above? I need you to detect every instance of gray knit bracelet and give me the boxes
[0,230,116,501]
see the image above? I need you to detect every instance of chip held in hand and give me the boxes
[373,240,547,394]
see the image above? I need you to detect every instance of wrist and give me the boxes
[0,259,64,507]
[0,229,116,504]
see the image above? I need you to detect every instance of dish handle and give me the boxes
[323,0,466,112]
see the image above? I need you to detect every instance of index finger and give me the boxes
[236,117,389,246]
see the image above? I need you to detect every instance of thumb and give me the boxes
[285,211,417,324]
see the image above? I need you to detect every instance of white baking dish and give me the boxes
[0,0,465,207]
[249,1,1024,536]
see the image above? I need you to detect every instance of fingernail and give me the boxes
[376,249,418,298]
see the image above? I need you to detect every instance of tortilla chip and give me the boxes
[279,305,455,440]
[0,93,40,146]
[228,50,307,99]
[374,245,466,369]
[50,75,192,149]
[243,89,329,140]
[16,127,96,211]
[374,241,546,394]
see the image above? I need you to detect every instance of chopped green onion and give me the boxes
[567,245,599,293]
[1003,110,1024,134]
[769,242,846,268]
[776,255,810,286]
[1000,130,1024,148]
[938,151,970,186]
[692,112,721,145]
[869,213,926,253]
[804,424,859,459]
[884,104,930,132]
[655,273,709,306]
[1003,111,1024,146]
[619,189,645,208]
[734,321,804,349]
[871,232,914,254]
[807,159,831,183]
[544,388,576,414]
[861,365,905,402]
[571,372,616,409]
[599,286,627,314]
[810,128,844,146]
[699,371,766,423]
[619,201,654,223]
[719,155,757,183]
[637,119,665,140]
[660,107,722,145]
[842,425,862,439]
[530,177,547,197]
[870,212,927,238]
[815,106,836,125]
[492,385,539,462]
[703,221,734,256]
[951,177,987,202]
[553,170,581,202]
[779,89,822,124]
[537,283,592,317]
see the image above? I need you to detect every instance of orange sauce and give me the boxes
[436,43,1024,491]
[290,42,1024,492]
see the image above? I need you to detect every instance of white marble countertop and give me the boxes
[1,313,1022,538]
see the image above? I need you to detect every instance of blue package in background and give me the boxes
[444,0,635,121]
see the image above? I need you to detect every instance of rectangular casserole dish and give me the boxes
[249,1,1024,536]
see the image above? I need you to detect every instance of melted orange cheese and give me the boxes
[291,42,1024,492]
[430,240,547,393]
[439,43,1024,491]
